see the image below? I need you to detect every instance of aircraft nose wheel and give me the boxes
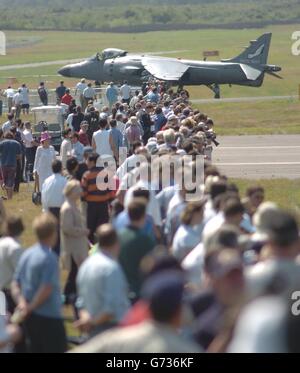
[207,84,221,99]
[213,84,220,99]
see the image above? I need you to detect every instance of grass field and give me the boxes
[203,98,300,136]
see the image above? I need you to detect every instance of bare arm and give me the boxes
[109,133,118,159]
[92,137,96,151]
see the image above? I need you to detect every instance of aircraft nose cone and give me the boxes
[58,66,71,77]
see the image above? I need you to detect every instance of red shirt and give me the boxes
[61,93,73,106]
[78,130,90,146]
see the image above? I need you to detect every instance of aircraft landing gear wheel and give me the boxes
[213,84,220,99]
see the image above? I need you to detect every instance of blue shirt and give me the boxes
[0,139,21,167]
[14,244,62,319]
[72,141,84,162]
[145,91,160,104]
[76,250,130,321]
[113,210,155,240]
[106,86,118,103]
[109,127,123,149]
[153,113,167,133]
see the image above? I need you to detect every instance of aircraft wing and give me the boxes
[141,57,189,81]
[240,64,263,80]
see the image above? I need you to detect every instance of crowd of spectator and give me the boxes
[0,79,299,354]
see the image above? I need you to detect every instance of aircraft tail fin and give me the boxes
[223,33,272,65]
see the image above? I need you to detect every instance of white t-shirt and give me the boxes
[60,139,72,169]
[124,180,162,226]
[182,243,205,288]
[120,84,131,100]
[76,82,87,94]
[4,89,15,98]
[22,129,34,148]
[13,93,23,106]
[93,129,113,158]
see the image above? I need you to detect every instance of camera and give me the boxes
[205,130,220,147]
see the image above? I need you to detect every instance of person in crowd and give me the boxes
[118,199,155,303]
[60,180,89,309]
[140,103,154,144]
[22,122,38,182]
[19,84,30,115]
[37,82,48,106]
[75,79,87,109]
[106,82,118,109]
[124,116,142,153]
[2,113,14,134]
[75,224,129,338]
[13,89,23,119]
[12,213,67,353]
[84,107,99,142]
[115,113,126,136]
[75,146,93,182]
[10,126,24,193]
[71,106,85,133]
[191,247,245,351]
[153,106,167,133]
[0,215,24,314]
[144,87,160,104]
[61,88,73,107]
[41,160,67,256]
[33,132,56,192]
[0,131,22,199]
[113,189,156,241]
[60,128,72,170]
[81,153,115,243]
[92,118,115,162]
[56,81,66,104]
[78,121,90,146]
[65,157,79,181]
[3,86,15,113]
[73,271,201,353]
[83,83,96,108]
[242,185,265,219]
[247,209,300,299]
[71,132,84,162]
[120,81,131,105]
[109,119,123,161]
[129,90,141,110]
[172,200,205,262]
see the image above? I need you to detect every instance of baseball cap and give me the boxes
[142,271,185,321]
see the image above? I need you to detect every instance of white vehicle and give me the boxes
[31,105,66,150]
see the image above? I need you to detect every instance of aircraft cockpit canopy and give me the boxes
[100,48,127,60]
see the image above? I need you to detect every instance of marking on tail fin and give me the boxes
[248,44,265,59]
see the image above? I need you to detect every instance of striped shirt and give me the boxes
[81,167,115,203]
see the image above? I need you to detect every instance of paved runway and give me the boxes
[213,135,300,179]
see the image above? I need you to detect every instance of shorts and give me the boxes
[22,104,30,109]
[1,166,16,188]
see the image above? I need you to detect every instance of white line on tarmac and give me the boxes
[219,146,300,149]
[216,162,300,166]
